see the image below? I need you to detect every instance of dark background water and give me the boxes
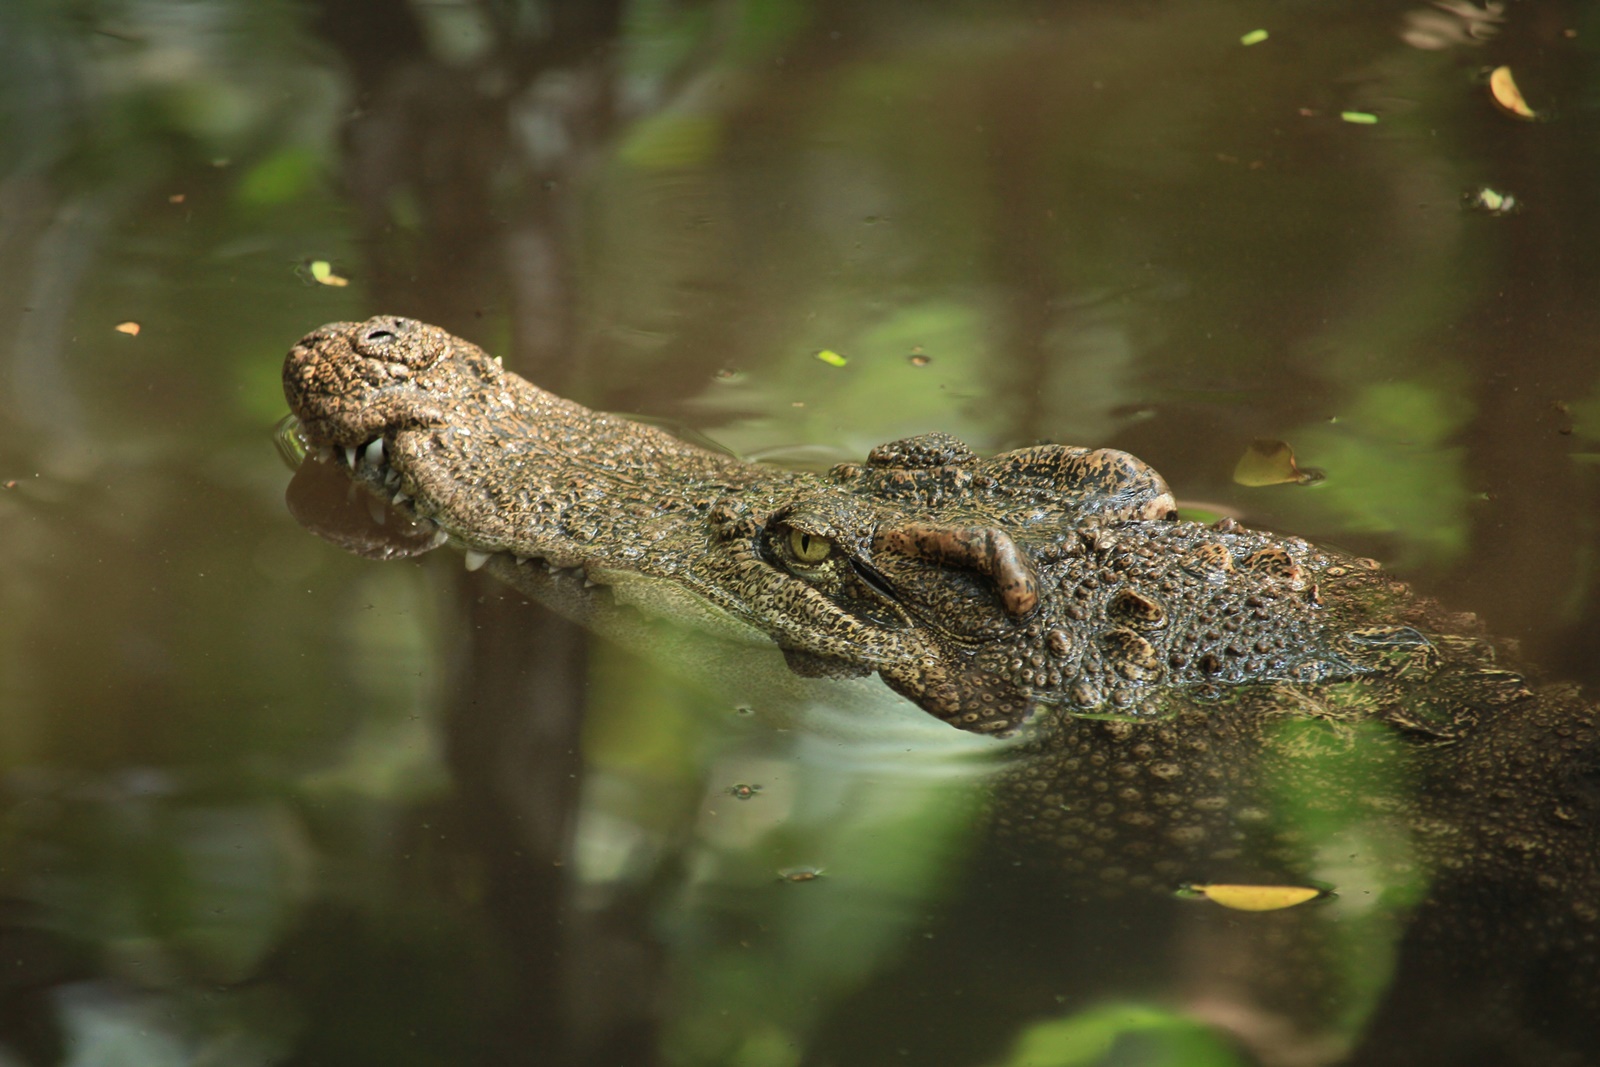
[3,2,1600,1065]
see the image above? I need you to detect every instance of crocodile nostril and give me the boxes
[362,327,396,345]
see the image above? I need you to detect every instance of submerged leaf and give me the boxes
[1233,438,1325,487]
[998,1003,1241,1067]
[1183,883,1326,911]
[1489,65,1537,119]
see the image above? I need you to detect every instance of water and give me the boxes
[2,2,1599,1065]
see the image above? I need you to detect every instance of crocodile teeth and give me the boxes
[464,550,490,572]
[344,446,357,469]
[393,490,410,506]
[364,438,385,467]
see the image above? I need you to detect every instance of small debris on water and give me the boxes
[814,349,848,368]
[908,345,931,367]
[778,866,825,882]
[734,705,756,717]
[1340,111,1379,125]
[1488,65,1537,120]
[309,260,350,287]
[3,481,16,489]
[1465,186,1518,215]
[1177,883,1328,911]
[712,368,744,383]
[167,193,185,204]
[726,783,762,800]
[114,321,141,336]
[1232,438,1325,487]
[1239,28,1269,46]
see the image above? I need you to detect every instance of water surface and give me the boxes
[3,2,1599,1065]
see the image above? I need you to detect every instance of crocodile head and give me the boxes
[285,317,1400,735]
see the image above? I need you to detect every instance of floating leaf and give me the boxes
[1465,186,1518,215]
[814,349,848,368]
[1233,438,1325,487]
[1340,111,1379,125]
[1182,883,1326,911]
[114,321,141,336]
[1240,29,1269,46]
[309,260,349,287]
[1489,65,1536,119]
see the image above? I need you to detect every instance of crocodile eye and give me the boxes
[788,528,833,563]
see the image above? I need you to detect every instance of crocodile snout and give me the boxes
[283,317,451,447]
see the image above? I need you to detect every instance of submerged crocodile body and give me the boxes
[284,315,1522,743]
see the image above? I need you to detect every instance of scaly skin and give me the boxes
[282,315,1507,738]
[284,316,1600,1061]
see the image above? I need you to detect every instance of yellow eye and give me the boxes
[788,528,833,563]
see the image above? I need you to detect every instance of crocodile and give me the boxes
[282,315,1519,740]
[284,315,1600,1061]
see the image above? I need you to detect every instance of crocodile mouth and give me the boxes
[283,415,585,579]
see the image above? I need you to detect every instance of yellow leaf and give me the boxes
[1187,883,1325,911]
[814,349,848,368]
[1489,66,1537,119]
[114,321,141,336]
[310,260,349,287]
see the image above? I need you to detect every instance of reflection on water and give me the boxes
[3,1,1600,1065]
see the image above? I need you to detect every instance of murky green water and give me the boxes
[3,2,1600,1065]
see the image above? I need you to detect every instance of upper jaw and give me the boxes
[282,318,459,449]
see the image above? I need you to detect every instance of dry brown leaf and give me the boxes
[114,321,141,336]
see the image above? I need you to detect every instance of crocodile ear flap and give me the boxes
[873,523,1039,616]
